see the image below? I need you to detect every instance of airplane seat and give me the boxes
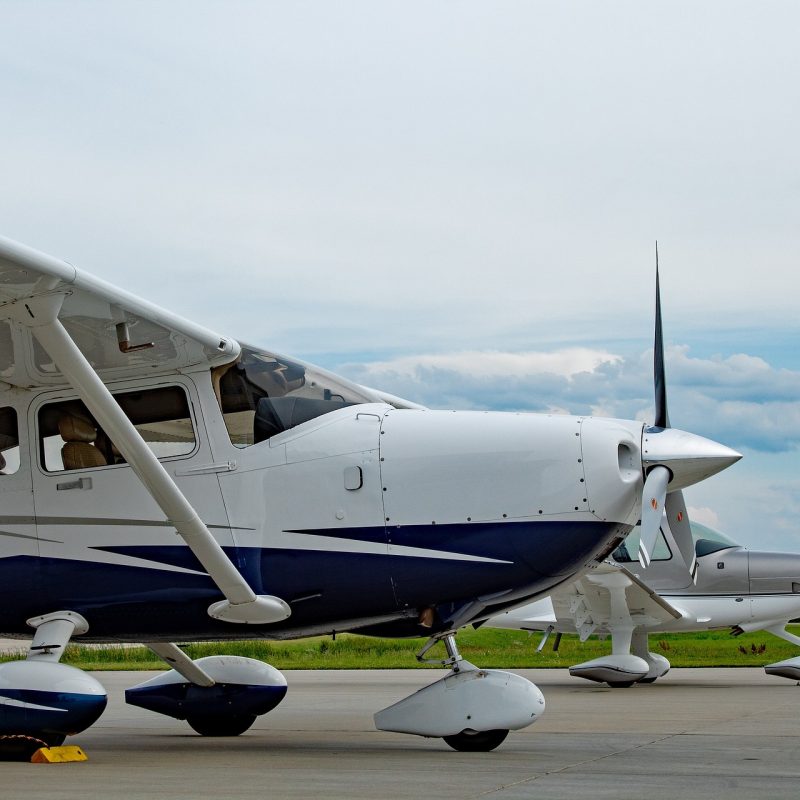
[109,441,125,464]
[94,430,125,464]
[58,413,108,470]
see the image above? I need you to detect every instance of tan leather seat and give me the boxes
[58,413,107,470]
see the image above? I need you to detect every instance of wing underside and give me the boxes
[550,562,683,639]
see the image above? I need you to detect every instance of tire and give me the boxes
[637,677,658,684]
[0,734,49,762]
[443,729,509,752]
[186,713,257,737]
[606,680,636,688]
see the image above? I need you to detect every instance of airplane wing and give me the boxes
[551,561,683,641]
[0,236,239,388]
[491,561,683,640]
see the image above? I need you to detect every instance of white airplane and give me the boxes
[0,236,740,757]
[487,518,800,686]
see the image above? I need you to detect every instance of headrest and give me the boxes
[58,414,97,443]
[62,441,107,470]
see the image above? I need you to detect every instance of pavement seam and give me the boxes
[470,732,682,798]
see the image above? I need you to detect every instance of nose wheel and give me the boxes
[373,630,544,751]
[419,633,512,752]
[443,728,510,752]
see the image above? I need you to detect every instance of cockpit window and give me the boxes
[613,519,740,562]
[213,345,379,447]
[692,521,739,557]
[613,525,672,563]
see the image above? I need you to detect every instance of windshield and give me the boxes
[691,521,739,557]
[612,519,740,563]
[613,526,672,563]
[214,345,380,447]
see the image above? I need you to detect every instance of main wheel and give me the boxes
[443,729,509,752]
[0,735,49,762]
[186,713,257,737]
[606,680,635,688]
[637,676,658,684]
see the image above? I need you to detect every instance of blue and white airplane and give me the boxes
[0,236,740,756]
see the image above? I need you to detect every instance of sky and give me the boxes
[1,1,799,550]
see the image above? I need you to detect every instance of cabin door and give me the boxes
[28,378,232,619]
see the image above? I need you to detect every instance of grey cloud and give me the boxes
[339,344,800,454]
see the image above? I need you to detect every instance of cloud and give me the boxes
[339,343,800,454]
[683,450,800,552]
[686,506,720,529]
[361,348,622,380]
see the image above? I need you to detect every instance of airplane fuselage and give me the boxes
[0,361,645,641]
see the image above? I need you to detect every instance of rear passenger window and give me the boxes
[0,406,20,475]
[38,386,196,472]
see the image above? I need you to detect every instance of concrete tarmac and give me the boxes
[3,667,800,800]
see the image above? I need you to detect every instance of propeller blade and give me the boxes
[653,243,670,429]
[638,465,670,568]
[638,252,737,583]
[663,490,697,582]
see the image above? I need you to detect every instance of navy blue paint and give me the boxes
[0,688,107,738]
[125,681,287,720]
[0,519,621,639]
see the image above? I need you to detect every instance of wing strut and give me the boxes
[5,291,289,626]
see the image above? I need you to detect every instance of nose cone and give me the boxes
[642,427,741,491]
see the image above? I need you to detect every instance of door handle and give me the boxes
[56,477,93,491]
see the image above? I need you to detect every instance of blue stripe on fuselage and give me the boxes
[0,519,622,639]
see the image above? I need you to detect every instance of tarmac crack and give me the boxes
[471,732,683,798]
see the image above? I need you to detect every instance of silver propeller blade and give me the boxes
[664,490,697,581]
[638,465,670,568]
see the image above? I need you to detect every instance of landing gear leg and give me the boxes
[569,573,649,686]
[416,630,464,671]
[631,630,670,684]
[375,630,545,751]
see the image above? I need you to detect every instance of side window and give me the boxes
[613,526,672,563]
[38,386,196,472]
[0,406,20,475]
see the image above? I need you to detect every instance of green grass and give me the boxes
[2,626,798,670]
